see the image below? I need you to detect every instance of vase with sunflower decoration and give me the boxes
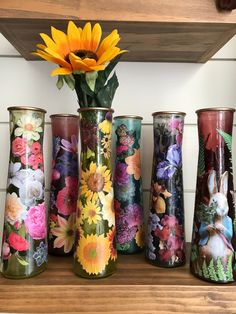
[114,115,145,254]
[146,111,186,268]
[48,114,79,256]
[1,106,47,279]
[34,21,127,278]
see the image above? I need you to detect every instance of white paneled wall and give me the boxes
[0,34,236,243]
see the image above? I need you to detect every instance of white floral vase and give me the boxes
[1,106,47,278]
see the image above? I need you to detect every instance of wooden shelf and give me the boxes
[0,0,236,62]
[1,244,236,313]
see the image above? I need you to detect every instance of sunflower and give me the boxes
[34,21,127,76]
[80,162,112,202]
[101,133,111,149]
[82,199,102,225]
[99,190,115,227]
[76,234,110,275]
[108,227,117,261]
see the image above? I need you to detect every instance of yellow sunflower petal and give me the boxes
[67,21,82,51]
[51,26,70,57]
[81,22,92,51]
[97,47,121,65]
[44,47,71,67]
[40,33,57,50]
[51,67,72,76]
[96,30,119,57]
[91,23,102,52]
[69,53,92,72]
[36,44,46,50]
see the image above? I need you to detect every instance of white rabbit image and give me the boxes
[199,170,234,261]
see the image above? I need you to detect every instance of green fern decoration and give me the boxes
[208,259,218,282]
[202,260,210,279]
[216,129,232,153]
[226,254,234,281]
[216,257,226,282]
[197,135,205,177]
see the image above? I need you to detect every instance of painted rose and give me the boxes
[29,153,43,170]
[19,179,43,206]
[30,142,41,154]
[120,134,135,146]
[8,232,29,251]
[5,192,27,225]
[25,203,46,240]
[116,145,129,155]
[56,186,77,215]
[2,242,11,260]
[12,137,28,156]
[8,162,21,188]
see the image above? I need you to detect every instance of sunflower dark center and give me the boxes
[75,50,98,61]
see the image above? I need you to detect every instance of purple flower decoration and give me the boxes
[116,219,137,244]
[124,203,142,227]
[156,144,182,179]
[115,162,130,186]
[166,144,181,167]
[61,135,78,154]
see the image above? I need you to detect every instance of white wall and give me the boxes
[0,33,236,243]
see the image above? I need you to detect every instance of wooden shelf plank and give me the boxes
[0,245,236,313]
[0,0,236,62]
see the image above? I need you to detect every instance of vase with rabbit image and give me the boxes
[190,107,236,283]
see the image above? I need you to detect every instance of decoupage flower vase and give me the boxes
[146,111,186,267]
[114,115,144,254]
[73,107,117,278]
[190,107,236,283]
[48,114,79,256]
[1,106,47,278]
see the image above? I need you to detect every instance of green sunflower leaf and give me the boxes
[95,55,121,93]
[96,72,119,108]
[56,75,64,90]
[63,74,75,90]
[85,71,98,92]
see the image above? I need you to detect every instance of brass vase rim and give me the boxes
[7,106,47,113]
[114,115,143,120]
[50,113,79,118]
[152,111,186,116]
[196,107,236,113]
[78,107,114,113]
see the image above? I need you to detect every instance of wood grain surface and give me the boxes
[0,244,236,313]
[0,1,236,62]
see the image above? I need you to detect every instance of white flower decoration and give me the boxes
[14,114,43,141]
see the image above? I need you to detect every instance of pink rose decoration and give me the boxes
[25,203,46,240]
[31,142,41,154]
[29,153,43,169]
[116,145,129,155]
[12,137,28,156]
[2,242,11,260]
[8,232,29,251]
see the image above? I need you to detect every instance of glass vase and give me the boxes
[48,114,79,256]
[190,107,236,283]
[146,111,186,267]
[113,115,144,254]
[73,107,117,278]
[1,106,47,279]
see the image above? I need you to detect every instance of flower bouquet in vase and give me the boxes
[35,21,127,278]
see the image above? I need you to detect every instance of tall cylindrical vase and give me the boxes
[74,107,117,278]
[1,106,47,278]
[190,107,236,283]
[114,115,144,254]
[146,111,186,267]
[48,114,79,256]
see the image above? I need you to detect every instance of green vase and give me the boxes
[1,106,47,279]
[73,107,117,278]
